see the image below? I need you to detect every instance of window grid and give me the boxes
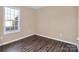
[4,7,20,34]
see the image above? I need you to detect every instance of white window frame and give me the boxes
[3,7,21,35]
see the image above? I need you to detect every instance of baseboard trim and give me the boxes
[78,47,79,52]
[0,34,34,46]
[36,34,77,46]
[77,38,79,41]
[0,34,77,47]
[77,38,79,52]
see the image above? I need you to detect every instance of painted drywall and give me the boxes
[0,6,35,44]
[36,7,77,44]
[77,7,79,50]
[77,7,79,38]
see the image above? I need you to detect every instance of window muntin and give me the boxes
[4,7,20,34]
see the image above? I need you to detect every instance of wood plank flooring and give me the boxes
[0,35,78,52]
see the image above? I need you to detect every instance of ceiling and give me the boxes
[29,6,45,9]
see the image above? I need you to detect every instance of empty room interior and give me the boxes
[0,6,79,52]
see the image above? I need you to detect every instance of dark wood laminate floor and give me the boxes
[0,35,78,52]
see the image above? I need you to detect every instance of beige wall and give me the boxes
[77,7,79,49]
[77,7,79,38]
[0,6,35,44]
[37,7,77,44]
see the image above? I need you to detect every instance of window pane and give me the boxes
[5,8,8,14]
[5,14,7,20]
[11,26,15,31]
[15,10,19,16]
[5,8,7,19]
[14,20,18,30]
[11,14,14,20]
[14,21,18,30]
[11,9,15,14]
[15,10,20,21]
[15,16,19,21]
[7,8,11,14]
[6,27,10,31]
[15,26,18,30]
[7,14,11,20]
[15,21,18,26]
[5,21,13,27]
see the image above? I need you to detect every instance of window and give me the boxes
[4,7,20,34]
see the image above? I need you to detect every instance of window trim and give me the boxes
[3,7,21,35]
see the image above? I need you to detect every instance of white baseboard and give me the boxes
[0,34,34,46]
[78,47,79,52]
[77,38,79,41]
[77,38,79,52]
[0,34,77,47]
[37,34,77,45]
